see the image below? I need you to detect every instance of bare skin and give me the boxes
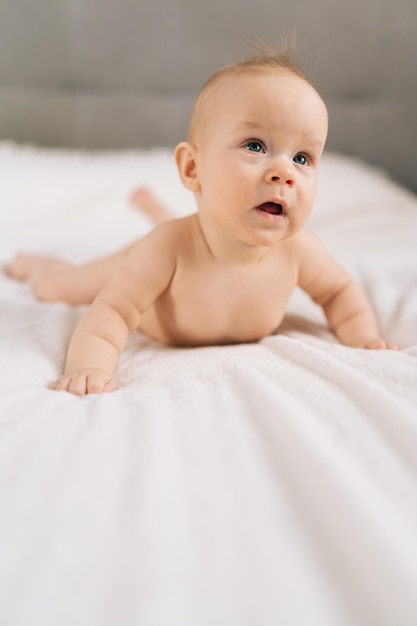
[7,188,169,305]
[129,187,173,224]
[7,68,398,396]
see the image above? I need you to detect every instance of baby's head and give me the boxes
[187,47,321,145]
[175,48,328,246]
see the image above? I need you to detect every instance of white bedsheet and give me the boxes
[0,143,417,626]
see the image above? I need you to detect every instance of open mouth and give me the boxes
[256,201,285,216]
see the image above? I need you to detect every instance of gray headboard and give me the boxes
[1,0,416,192]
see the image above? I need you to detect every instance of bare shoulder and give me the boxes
[127,215,195,262]
[135,215,194,243]
[292,229,351,300]
[279,229,327,275]
[101,218,198,312]
[289,229,326,259]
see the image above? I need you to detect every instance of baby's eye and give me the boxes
[293,153,308,165]
[244,140,265,153]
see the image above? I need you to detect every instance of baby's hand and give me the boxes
[361,337,399,351]
[52,368,117,396]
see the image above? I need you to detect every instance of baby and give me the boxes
[8,49,397,396]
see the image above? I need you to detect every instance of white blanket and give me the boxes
[1,143,417,626]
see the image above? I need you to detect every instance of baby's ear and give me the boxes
[174,142,200,192]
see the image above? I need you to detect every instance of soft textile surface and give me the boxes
[0,143,417,626]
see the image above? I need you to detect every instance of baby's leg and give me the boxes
[7,244,135,305]
[130,188,174,224]
[7,188,173,304]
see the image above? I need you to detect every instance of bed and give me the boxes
[1,142,417,626]
[1,1,417,625]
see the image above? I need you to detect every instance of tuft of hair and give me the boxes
[237,39,312,84]
[187,43,317,142]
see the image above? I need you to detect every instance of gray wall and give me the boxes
[1,0,416,191]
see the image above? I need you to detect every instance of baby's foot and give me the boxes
[129,187,173,224]
[7,254,73,301]
[7,253,69,280]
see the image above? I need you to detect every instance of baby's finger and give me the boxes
[104,378,118,393]
[52,375,72,392]
[365,338,400,350]
[365,338,386,349]
[68,374,89,397]
[86,373,110,395]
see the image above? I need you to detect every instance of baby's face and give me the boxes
[194,70,328,248]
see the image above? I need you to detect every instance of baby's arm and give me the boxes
[297,231,397,349]
[53,226,176,395]
[53,280,138,395]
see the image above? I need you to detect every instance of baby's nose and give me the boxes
[266,160,295,186]
[270,173,295,186]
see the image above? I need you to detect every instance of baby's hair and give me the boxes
[187,44,317,143]
[234,41,313,84]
